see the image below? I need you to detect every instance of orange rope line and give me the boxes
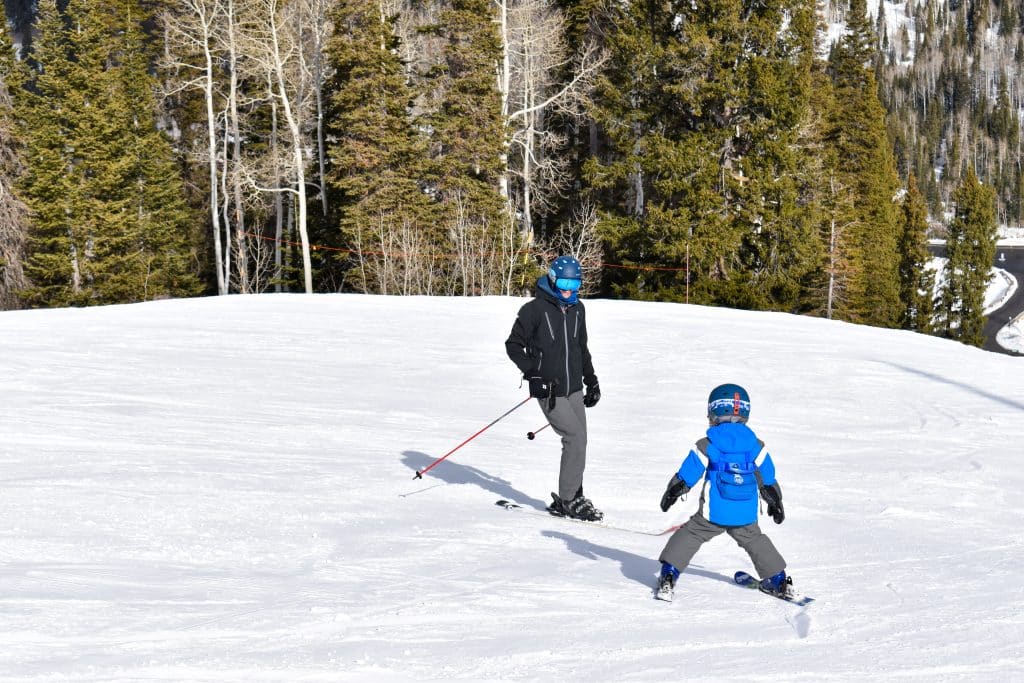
[241,230,690,274]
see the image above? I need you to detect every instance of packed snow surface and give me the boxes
[1,294,1023,681]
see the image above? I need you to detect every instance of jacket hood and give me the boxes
[535,275,578,305]
[705,422,759,453]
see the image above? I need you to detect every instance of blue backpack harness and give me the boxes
[678,423,774,527]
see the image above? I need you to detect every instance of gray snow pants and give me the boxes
[538,390,587,502]
[659,513,786,580]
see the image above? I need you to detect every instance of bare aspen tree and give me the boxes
[447,191,518,296]
[353,211,438,296]
[162,0,231,295]
[230,213,277,292]
[498,203,521,295]
[267,68,286,291]
[497,0,511,200]
[310,0,331,218]
[496,0,604,241]
[546,201,602,295]
[222,0,250,293]
[165,0,286,295]
[241,0,317,293]
[228,62,304,294]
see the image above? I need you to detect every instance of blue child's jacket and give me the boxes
[675,422,777,527]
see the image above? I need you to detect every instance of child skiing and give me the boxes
[655,383,790,602]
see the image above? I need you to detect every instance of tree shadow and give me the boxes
[879,361,1024,412]
[541,530,735,590]
[401,450,547,509]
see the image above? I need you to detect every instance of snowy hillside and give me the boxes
[2,294,1023,681]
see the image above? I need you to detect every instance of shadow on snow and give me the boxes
[400,450,548,510]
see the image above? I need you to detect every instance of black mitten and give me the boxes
[760,482,784,524]
[583,383,601,408]
[660,474,690,512]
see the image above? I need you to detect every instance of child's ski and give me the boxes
[734,571,814,607]
[495,499,681,537]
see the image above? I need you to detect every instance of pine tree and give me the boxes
[586,0,819,308]
[582,1,685,301]
[803,63,853,320]
[107,17,201,301]
[732,0,821,311]
[940,166,996,346]
[324,0,437,294]
[16,0,199,306]
[897,173,935,333]
[16,0,95,306]
[826,0,902,327]
[424,0,509,294]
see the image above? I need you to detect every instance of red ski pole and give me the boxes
[414,396,533,479]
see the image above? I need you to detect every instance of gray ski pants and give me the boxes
[538,390,587,501]
[659,513,786,580]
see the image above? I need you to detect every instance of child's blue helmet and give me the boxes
[707,383,751,424]
[548,255,582,292]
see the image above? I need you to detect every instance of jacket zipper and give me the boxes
[562,309,570,392]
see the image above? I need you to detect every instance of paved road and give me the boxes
[929,244,1024,356]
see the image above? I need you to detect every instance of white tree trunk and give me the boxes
[162,0,228,295]
[202,10,227,294]
[225,0,248,293]
[311,0,330,217]
[496,0,511,201]
[270,2,312,293]
[269,71,284,293]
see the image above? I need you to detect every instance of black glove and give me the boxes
[660,474,690,512]
[583,383,601,408]
[526,374,554,399]
[760,482,784,524]
[526,374,557,411]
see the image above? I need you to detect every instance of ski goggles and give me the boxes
[553,277,581,292]
[708,397,751,416]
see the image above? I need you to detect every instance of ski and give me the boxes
[734,571,814,607]
[495,499,681,537]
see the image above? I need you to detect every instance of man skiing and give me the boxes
[655,384,790,601]
[505,256,602,521]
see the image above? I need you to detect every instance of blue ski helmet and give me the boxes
[548,255,583,292]
[707,383,751,424]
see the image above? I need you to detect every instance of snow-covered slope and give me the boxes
[2,294,1023,680]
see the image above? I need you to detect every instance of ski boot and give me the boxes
[655,563,680,602]
[547,492,604,521]
[759,570,794,598]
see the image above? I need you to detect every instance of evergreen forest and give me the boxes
[0,0,1012,346]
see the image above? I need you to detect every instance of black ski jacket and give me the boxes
[505,278,597,397]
